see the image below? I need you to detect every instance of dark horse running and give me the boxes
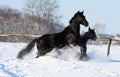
[79,27,97,59]
[17,11,89,59]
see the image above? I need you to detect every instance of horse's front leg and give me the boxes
[77,40,83,60]
[80,46,84,60]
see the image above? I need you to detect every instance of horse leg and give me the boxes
[35,44,46,58]
[82,45,89,60]
[82,45,87,55]
[35,50,46,58]
[82,45,89,58]
[35,49,43,58]
[36,51,41,58]
[36,48,53,58]
[80,46,84,60]
[77,41,83,60]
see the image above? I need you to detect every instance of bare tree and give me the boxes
[0,6,63,42]
[93,23,106,35]
[24,0,59,22]
[24,0,61,35]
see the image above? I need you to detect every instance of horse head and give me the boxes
[69,11,89,27]
[85,27,97,41]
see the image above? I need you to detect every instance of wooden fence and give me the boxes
[0,34,120,56]
[0,34,41,42]
[0,34,41,37]
[99,37,120,57]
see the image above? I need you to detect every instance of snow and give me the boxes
[0,42,120,77]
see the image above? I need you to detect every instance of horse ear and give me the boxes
[81,10,84,15]
[77,11,80,14]
[78,11,80,12]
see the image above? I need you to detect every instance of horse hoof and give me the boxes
[79,57,83,60]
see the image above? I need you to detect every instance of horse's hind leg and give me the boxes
[35,41,46,58]
[36,51,45,58]
[35,50,46,58]
[36,48,53,58]
[36,51,41,58]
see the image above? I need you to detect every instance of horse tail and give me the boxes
[17,39,37,59]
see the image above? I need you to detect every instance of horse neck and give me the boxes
[70,21,80,35]
[81,33,90,44]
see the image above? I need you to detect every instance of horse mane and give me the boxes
[69,11,81,24]
[69,13,78,24]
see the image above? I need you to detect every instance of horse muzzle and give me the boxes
[84,22,89,27]
[93,37,97,41]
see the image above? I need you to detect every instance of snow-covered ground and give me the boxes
[0,42,120,77]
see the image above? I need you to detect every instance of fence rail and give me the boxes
[0,34,120,56]
[0,34,41,37]
[0,34,41,42]
[99,37,120,57]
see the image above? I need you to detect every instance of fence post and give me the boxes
[107,38,112,57]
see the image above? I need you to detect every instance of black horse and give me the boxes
[79,27,97,59]
[17,11,89,59]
